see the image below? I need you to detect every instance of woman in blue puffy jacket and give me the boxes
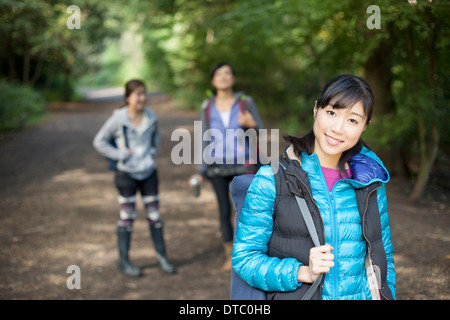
[232,74,396,300]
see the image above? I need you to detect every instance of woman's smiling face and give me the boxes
[211,65,235,91]
[127,85,147,111]
[312,101,368,168]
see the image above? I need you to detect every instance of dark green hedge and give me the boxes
[0,81,47,132]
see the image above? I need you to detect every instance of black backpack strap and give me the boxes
[356,182,394,300]
[272,161,323,300]
[150,122,157,149]
[294,192,324,300]
[122,125,129,149]
[121,125,129,166]
[272,162,283,217]
[356,182,383,243]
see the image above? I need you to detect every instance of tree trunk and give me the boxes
[44,62,56,91]
[63,69,72,102]
[23,47,31,85]
[5,31,17,80]
[29,51,48,87]
[363,35,394,116]
[409,121,439,203]
[409,6,440,203]
[362,27,396,173]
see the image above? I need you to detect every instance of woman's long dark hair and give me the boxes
[118,79,146,108]
[284,74,374,175]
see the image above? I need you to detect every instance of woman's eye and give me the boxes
[326,110,336,116]
[349,118,358,124]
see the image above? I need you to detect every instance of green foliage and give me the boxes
[127,0,449,199]
[0,81,47,131]
[0,0,123,99]
[132,0,449,144]
[1,0,448,196]
[77,33,152,89]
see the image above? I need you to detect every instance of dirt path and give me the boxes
[0,95,448,300]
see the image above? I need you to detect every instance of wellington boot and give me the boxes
[117,224,142,277]
[149,223,176,274]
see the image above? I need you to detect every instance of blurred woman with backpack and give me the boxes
[190,62,264,270]
[232,74,396,299]
[93,79,176,276]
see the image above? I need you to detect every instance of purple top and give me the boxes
[321,167,352,192]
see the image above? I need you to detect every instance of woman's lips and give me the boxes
[325,134,343,146]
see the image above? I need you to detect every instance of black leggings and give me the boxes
[114,170,160,226]
[210,175,235,243]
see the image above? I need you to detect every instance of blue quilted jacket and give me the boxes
[232,146,396,300]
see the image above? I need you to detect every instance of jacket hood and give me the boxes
[348,146,389,185]
[286,144,389,187]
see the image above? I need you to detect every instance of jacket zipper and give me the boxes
[314,165,339,300]
[329,191,338,300]
[361,184,389,300]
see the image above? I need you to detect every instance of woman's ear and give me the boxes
[313,101,318,118]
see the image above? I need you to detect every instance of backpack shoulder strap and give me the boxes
[205,97,213,128]
[122,124,129,149]
[271,161,323,300]
[150,122,157,148]
[207,94,246,124]
[355,182,394,300]
[271,161,284,215]
[237,94,247,113]
[355,182,383,244]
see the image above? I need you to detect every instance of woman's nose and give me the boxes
[331,117,345,133]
